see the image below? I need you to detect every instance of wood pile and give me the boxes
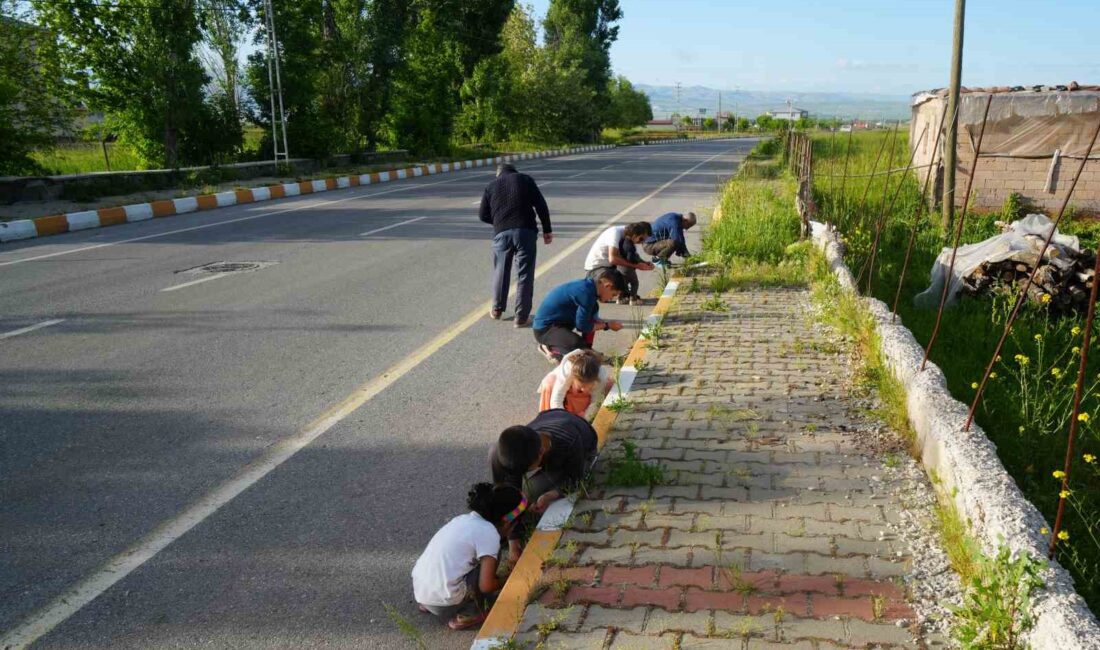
[961,248,1097,312]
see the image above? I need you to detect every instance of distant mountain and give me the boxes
[637,84,911,121]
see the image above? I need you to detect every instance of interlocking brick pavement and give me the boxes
[517,288,947,649]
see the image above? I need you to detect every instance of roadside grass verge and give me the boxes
[809,130,1100,612]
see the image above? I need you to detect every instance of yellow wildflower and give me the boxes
[1040,527,1050,535]
[1084,454,1096,464]
[1058,530,1070,541]
[1034,334,1043,342]
[1072,326,1082,336]
[1078,413,1090,423]
[990,372,998,379]
[996,355,1002,362]
[971,382,979,389]
[1014,354,1030,366]
[1041,294,1052,304]
[1052,368,1063,378]
[1060,490,1072,499]
[1073,347,1081,355]
[1053,470,1067,479]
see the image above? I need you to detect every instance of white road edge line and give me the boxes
[159,274,230,293]
[359,216,426,237]
[0,148,731,650]
[0,319,65,340]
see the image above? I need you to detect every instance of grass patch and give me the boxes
[605,440,666,487]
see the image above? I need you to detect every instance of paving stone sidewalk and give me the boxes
[516,287,950,650]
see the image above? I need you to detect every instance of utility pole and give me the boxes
[264,0,290,168]
[718,92,722,133]
[942,0,965,230]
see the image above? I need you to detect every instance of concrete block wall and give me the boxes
[954,150,1100,212]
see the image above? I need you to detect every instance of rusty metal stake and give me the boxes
[1049,247,1100,558]
[860,123,930,295]
[921,93,993,370]
[838,123,855,231]
[891,102,952,321]
[966,116,1100,430]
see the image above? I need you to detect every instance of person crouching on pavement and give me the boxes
[537,348,613,419]
[644,211,697,267]
[532,268,626,364]
[488,409,598,557]
[583,221,654,305]
[411,482,525,630]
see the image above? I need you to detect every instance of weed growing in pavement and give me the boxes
[488,637,528,650]
[640,316,665,345]
[634,358,651,372]
[724,562,759,595]
[883,453,900,469]
[700,294,728,312]
[607,354,635,413]
[709,273,735,293]
[606,441,666,487]
[951,544,1045,650]
[534,607,574,636]
[688,277,703,293]
[543,539,579,567]
[382,602,427,650]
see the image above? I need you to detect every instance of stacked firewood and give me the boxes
[962,248,1097,312]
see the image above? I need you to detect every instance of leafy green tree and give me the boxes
[723,115,736,130]
[681,115,693,128]
[606,75,652,129]
[456,56,514,143]
[543,0,621,138]
[0,1,73,174]
[702,117,716,130]
[35,0,237,168]
[755,114,776,131]
[736,116,750,131]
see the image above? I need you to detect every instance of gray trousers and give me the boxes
[492,228,538,320]
[420,567,484,620]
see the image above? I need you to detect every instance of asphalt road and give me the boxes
[0,138,753,649]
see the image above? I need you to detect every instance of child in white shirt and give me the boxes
[411,483,525,630]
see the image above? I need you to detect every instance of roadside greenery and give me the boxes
[4,0,651,175]
[806,130,1100,612]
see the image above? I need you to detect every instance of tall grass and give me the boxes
[32,143,145,174]
[811,131,1100,613]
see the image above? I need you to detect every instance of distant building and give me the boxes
[766,105,809,122]
[645,118,676,131]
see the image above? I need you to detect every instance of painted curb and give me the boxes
[471,279,681,650]
[810,221,1100,650]
[0,146,622,244]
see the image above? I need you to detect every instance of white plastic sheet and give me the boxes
[914,214,1079,308]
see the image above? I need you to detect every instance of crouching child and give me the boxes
[411,483,526,630]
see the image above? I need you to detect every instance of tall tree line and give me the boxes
[0,0,652,173]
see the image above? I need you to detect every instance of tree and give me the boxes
[681,115,693,129]
[702,117,716,131]
[723,115,736,131]
[755,114,776,131]
[543,0,622,138]
[736,116,750,131]
[35,0,237,168]
[0,2,73,174]
[606,75,652,130]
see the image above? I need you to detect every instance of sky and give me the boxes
[527,0,1100,96]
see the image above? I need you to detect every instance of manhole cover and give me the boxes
[177,261,278,275]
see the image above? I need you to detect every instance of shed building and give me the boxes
[910,86,1100,213]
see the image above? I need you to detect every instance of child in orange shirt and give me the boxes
[537,349,613,419]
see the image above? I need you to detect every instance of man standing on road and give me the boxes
[644,211,697,267]
[480,163,552,328]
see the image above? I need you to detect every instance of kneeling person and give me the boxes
[532,268,626,363]
[412,483,525,630]
[489,409,598,556]
[583,222,654,304]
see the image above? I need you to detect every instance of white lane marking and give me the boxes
[0,147,733,650]
[0,319,65,340]
[160,274,230,293]
[359,216,427,237]
[471,200,481,206]
[0,173,491,269]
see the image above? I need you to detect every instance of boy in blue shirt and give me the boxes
[645,211,697,266]
[532,269,627,363]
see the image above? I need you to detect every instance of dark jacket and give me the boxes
[491,409,598,492]
[647,212,689,256]
[479,169,552,235]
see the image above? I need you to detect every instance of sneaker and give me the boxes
[538,344,562,364]
[447,611,487,631]
[653,259,671,269]
[489,308,502,320]
[513,317,531,328]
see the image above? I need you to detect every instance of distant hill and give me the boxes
[637,84,911,122]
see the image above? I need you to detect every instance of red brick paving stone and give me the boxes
[811,595,876,621]
[602,565,658,586]
[883,599,918,620]
[658,566,715,589]
[620,586,684,609]
[775,572,841,595]
[841,577,906,599]
[563,584,620,606]
[747,592,810,617]
[717,569,779,592]
[683,588,746,613]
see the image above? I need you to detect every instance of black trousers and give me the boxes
[533,324,592,356]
